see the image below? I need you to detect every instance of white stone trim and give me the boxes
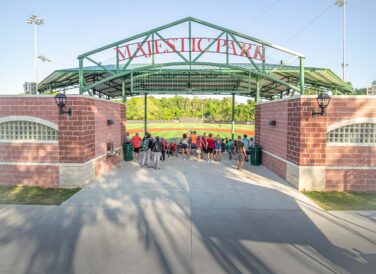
[327,143,376,147]
[0,140,58,144]
[0,95,124,104]
[327,118,376,132]
[262,149,290,165]
[0,115,58,130]
[255,95,301,105]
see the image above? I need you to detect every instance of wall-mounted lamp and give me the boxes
[54,93,72,116]
[107,119,115,126]
[268,120,277,126]
[312,93,331,117]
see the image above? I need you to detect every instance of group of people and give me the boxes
[127,132,167,169]
[126,130,255,171]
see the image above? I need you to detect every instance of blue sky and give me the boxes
[0,0,375,95]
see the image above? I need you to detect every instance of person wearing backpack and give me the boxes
[152,136,163,169]
[141,132,153,167]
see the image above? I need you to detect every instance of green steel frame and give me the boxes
[38,17,353,136]
[75,17,311,136]
[77,17,306,100]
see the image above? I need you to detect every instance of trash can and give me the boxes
[123,143,133,161]
[250,145,262,166]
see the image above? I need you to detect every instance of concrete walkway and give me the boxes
[0,157,375,274]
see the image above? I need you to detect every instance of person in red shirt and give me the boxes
[131,132,142,161]
[206,133,215,162]
[161,137,167,161]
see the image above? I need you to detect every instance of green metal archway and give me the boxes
[38,17,353,139]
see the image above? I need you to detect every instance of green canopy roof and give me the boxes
[38,63,353,99]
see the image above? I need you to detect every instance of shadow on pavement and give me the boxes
[0,158,375,274]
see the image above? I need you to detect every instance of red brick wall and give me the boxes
[324,97,376,191]
[94,100,122,156]
[256,96,376,192]
[0,143,58,163]
[256,100,288,159]
[298,98,327,166]
[326,169,376,192]
[0,95,125,187]
[287,98,301,165]
[95,154,121,177]
[0,165,58,188]
[262,152,287,179]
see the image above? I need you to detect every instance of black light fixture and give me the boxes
[54,93,72,116]
[312,93,331,117]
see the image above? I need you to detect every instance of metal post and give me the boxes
[121,78,125,102]
[152,33,155,65]
[130,73,134,94]
[226,32,229,65]
[144,93,147,134]
[116,46,119,73]
[255,75,260,103]
[231,93,235,140]
[34,24,38,91]
[262,46,266,73]
[343,1,346,81]
[79,58,84,95]
[189,19,192,70]
[299,57,305,95]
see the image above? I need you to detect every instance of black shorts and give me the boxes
[207,148,214,153]
[134,147,140,153]
[190,144,197,149]
[182,144,188,149]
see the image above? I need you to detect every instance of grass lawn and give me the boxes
[126,123,255,140]
[126,122,254,130]
[304,191,376,211]
[0,186,81,205]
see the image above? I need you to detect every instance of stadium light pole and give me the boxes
[335,0,347,81]
[37,55,51,81]
[27,15,44,92]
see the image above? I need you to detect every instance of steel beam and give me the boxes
[79,58,84,95]
[255,75,260,103]
[299,57,305,95]
[232,93,235,140]
[144,93,147,134]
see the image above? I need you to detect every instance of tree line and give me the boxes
[125,96,255,122]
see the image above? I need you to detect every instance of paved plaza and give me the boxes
[0,158,375,274]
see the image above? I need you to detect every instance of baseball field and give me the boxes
[126,122,255,140]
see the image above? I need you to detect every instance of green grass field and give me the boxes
[126,122,252,130]
[304,191,376,211]
[126,122,254,140]
[0,186,81,205]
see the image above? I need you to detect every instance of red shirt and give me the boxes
[131,135,142,148]
[207,137,215,149]
[201,136,207,147]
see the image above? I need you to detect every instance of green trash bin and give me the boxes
[123,143,133,161]
[250,145,262,166]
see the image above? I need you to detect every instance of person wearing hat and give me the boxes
[131,132,142,161]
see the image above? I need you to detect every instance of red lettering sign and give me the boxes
[115,37,265,62]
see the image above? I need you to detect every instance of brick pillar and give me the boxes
[120,103,126,144]
[287,98,301,165]
[285,97,327,190]
[58,97,95,163]
[254,106,261,144]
